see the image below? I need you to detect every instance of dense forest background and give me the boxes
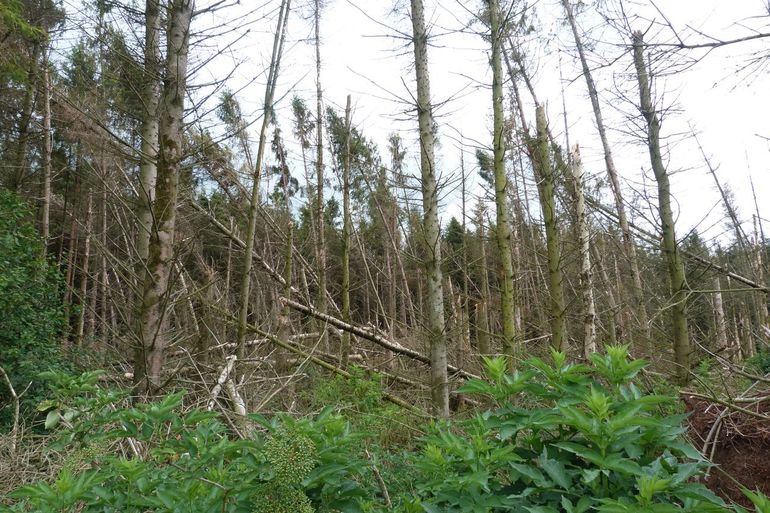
[1,0,770,511]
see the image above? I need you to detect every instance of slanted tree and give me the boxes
[632,31,690,383]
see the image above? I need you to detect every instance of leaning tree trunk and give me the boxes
[560,0,650,345]
[532,105,567,353]
[236,0,290,360]
[410,0,448,418]
[135,0,194,394]
[632,31,690,383]
[488,0,518,358]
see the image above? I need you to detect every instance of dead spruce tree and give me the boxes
[410,0,449,417]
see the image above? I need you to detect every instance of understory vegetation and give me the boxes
[2,348,770,513]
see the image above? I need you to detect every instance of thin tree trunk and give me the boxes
[488,0,517,357]
[135,0,194,394]
[314,0,328,348]
[40,63,52,254]
[560,0,650,343]
[410,0,448,417]
[135,0,161,280]
[532,105,567,352]
[339,95,352,367]
[592,242,619,346]
[236,0,290,360]
[712,275,728,353]
[75,190,93,347]
[632,31,690,383]
[476,204,491,358]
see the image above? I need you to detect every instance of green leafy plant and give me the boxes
[3,375,371,513]
[0,191,70,430]
[405,347,730,513]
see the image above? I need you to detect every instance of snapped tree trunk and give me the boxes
[569,145,597,357]
[488,0,517,357]
[410,0,448,418]
[531,105,567,353]
[632,31,690,383]
[135,0,194,394]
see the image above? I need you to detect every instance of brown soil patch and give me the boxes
[682,394,770,507]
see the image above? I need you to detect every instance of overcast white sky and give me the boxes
[131,0,770,246]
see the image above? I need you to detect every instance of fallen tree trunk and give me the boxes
[281,297,481,381]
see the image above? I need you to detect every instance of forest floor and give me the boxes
[685,395,770,507]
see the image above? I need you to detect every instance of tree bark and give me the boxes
[339,95,352,367]
[712,275,728,353]
[532,105,567,352]
[488,0,517,357]
[40,62,52,254]
[135,0,162,285]
[135,0,194,394]
[632,31,690,383]
[569,145,597,357]
[75,190,93,347]
[314,0,328,349]
[410,0,448,418]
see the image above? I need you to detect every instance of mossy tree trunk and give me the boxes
[632,31,690,383]
[134,0,194,394]
[488,0,518,358]
[531,105,567,352]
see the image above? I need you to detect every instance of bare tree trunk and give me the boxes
[569,145,596,357]
[410,0,448,417]
[476,204,491,358]
[40,63,52,254]
[560,0,650,343]
[75,190,93,347]
[339,95,352,367]
[236,0,290,360]
[531,105,567,353]
[136,0,161,279]
[314,0,328,348]
[592,242,619,346]
[712,275,728,353]
[632,31,690,383]
[488,0,517,357]
[135,0,194,394]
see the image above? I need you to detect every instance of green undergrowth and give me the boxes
[2,347,770,513]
